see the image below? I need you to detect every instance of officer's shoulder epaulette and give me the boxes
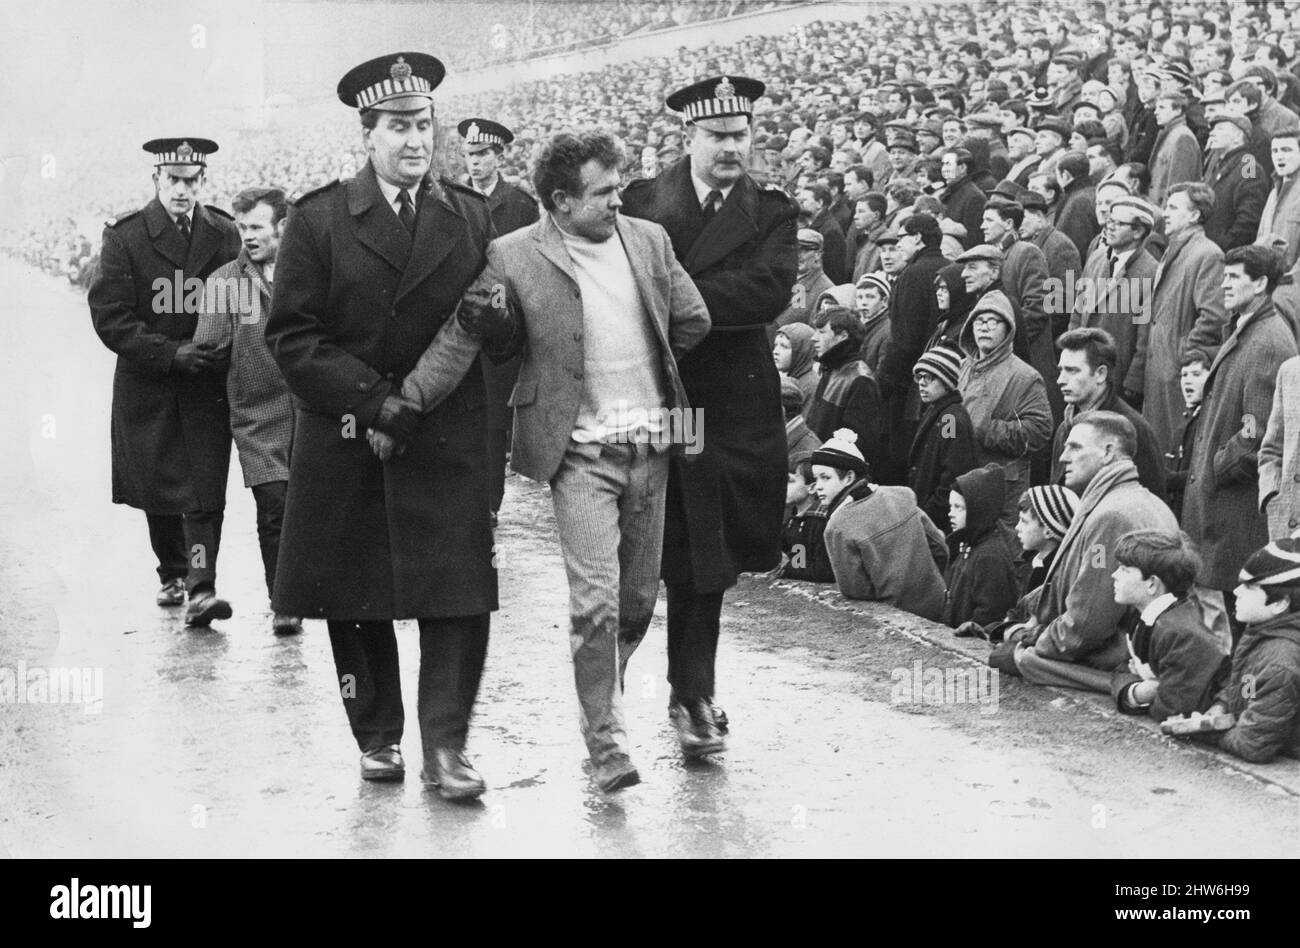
[104,208,140,229]
[292,179,341,205]
[205,204,234,220]
[444,178,487,201]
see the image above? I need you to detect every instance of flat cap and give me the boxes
[797,228,824,249]
[955,243,1005,265]
[1209,113,1251,136]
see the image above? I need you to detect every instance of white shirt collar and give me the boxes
[691,172,735,208]
[169,208,194,227]
[1139,592,1178,626]
[375,176,419,214]
[1110,246,1137,268]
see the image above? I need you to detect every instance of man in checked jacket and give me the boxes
[195,187,299,635]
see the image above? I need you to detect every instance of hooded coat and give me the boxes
[1212,610,1300,763]
[777,322,819,418]
[994,235,1061,422]
[942,464,1020,628]
[956,290,1054,521]
[814,283,856,311]
[926,264,975,351]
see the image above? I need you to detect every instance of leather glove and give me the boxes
[173,341,217,375]
[457,279,516,345]
[371,395,419,442]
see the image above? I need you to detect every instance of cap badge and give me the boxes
[715,77,736,100]
[391,56,412,81]
[177,142,194,159]
[466,122,481,140]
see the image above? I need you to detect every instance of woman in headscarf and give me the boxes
[927,263,975,352]
[774,322,819,417]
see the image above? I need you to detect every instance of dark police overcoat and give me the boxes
[621,157,797,592]
[265,161,496,620]
[88,198,239,514]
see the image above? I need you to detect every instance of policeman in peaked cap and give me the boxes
[456,117,538,234]
[621,75,797,758]
[87,137,240,625]
[265,51,502,797]
[456,116,539,520]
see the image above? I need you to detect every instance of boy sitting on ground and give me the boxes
[779,429,864,584]
[959,485,1079,642]
[1193,539,1300,762]
[1107,528,1231,722]
[942,463,1019,629]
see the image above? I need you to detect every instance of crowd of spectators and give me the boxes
[7,0,1300,761]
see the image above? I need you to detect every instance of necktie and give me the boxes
[177,215,191,244]
[1105,253,1117,278]
[397,189,416,236]
[702,189,722,224]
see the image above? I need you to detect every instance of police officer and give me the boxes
[265,53,497,798]
[621,76,798,758]
[457,117,539,521]
[88,138,240,627]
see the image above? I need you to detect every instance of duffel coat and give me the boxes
[88,197,240,513]
[621,158,798,591]
[265,162,497,620]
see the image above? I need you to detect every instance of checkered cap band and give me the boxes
[355,74,433,110]
[682,96,754,120]
[153,151,207,165]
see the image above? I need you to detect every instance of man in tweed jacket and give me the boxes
[195,187,299,635]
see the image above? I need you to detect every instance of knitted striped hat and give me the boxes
[913,344,963,391]
[856,271,891,302]
[809,428,871,477]
[1239,538,1300,587]
[1025,485,1080,540]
